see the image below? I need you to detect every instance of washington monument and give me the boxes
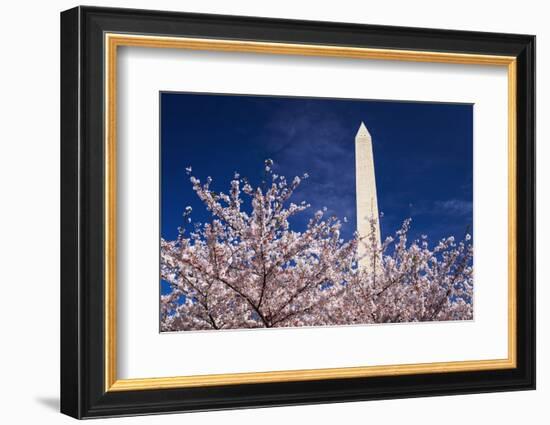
[355,122,381,265]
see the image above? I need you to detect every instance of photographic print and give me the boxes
[61,9,535,416]
[160,93,473,332]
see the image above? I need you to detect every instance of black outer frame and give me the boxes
[60,5,535,419]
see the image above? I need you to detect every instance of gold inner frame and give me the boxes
[104,33,518,392]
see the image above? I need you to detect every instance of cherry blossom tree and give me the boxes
[160,160,473,332]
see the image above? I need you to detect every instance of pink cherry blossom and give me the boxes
[161,162,473,332]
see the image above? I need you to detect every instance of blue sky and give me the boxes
[160,92,473,247]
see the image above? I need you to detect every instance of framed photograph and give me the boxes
[60,6,535,419]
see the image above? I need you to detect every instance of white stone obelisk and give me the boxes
[355,122,381,267]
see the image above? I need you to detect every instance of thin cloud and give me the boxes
[434,199,473,216]
[255,104,361,238]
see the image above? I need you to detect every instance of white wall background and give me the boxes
[0,0,545,423]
